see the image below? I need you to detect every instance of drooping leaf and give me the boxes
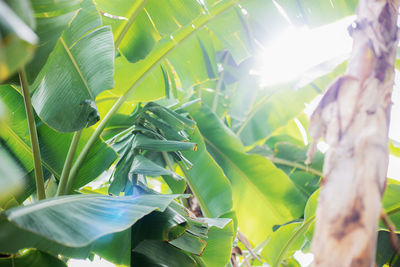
[0,194,179,258]
[187,104,306,243]
[31,0,114,132]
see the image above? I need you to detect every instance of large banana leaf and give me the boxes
[188,105,306,243]
[31,0,114,132]
[0,194,179,258]
[25,0,82,83]
[96,0,207,62]
[0,85,117,202]
[94,0,243,110]
[181,127,234,218]
[0,0,37,81]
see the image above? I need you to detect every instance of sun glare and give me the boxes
[255,16,355,87]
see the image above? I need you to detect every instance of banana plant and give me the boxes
[5,0,398,266]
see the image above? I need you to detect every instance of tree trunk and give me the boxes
[308,0,400,266]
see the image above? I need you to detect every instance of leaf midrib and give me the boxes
[60,37,94,99]
[3,124,60,179]
[202,135,285,222]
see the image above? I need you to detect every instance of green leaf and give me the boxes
[131,154,177,177]
[195,218,235,267]
[0,143,25,205]
[0,249,67,267]
[0,194,179,258]
[98,0,243,108]
[376,230,400,267]
[31,0,114,132]
[382,179,400,230]
[25,9,79,83]
[0,1,37,81]
[261,222,306,267]
[242,0,356,34]
[181,127,233,218]
[259,190,319,267]
[251,138,323,198]
[132,207,189,246]
[235,63,346,146]
[30,0,81,13]
[132,240,197,266]
[133,133,196,151]
[208,8,252,64]
[187,105,306,243]
[169,232,207,255]
[0,85,117,201]
[167,33,216,90]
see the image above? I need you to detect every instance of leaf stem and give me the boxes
[66,0,243,194]
[211,52,229,113]
[65,95,127,193]
[266,156,323,177]
[19,68,46,200]
[56,130,82,196]
[114,0,149,49]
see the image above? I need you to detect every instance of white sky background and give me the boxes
[70,15,400,267]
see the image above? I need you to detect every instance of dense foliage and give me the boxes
[1,0,400,266]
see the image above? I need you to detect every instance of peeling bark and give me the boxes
[308,0,400,266]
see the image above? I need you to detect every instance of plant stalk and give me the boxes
[56,130,82,196]
[19,68,46,200]
[161,151,175,171]
[211,52,229,113]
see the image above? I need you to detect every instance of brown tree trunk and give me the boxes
[308,0,400,266]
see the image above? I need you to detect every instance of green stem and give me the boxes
[65,0,243,194]
[162,151,175,171]
[114,0,149,49]
[65,96,126,193]
[19,69,46,200]
[56,130,82,196]
[212,52,229,113]
[267,156,323,177]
